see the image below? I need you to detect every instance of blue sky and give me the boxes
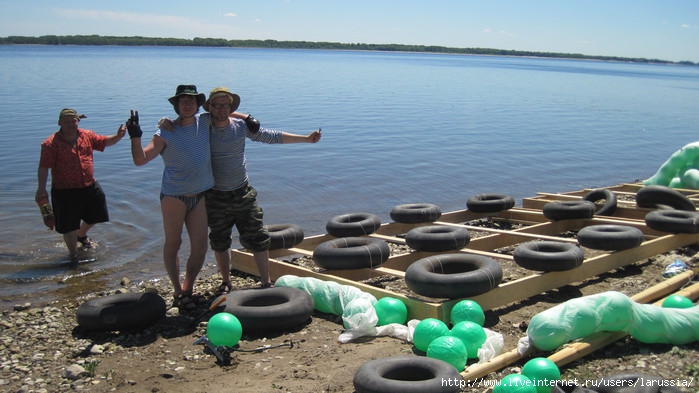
[1,0,697,62]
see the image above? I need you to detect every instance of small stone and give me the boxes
[90,345,105,354]
[63,365,87,380]
[13,303,31,312]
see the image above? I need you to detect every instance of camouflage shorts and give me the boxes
[205,185,270,252]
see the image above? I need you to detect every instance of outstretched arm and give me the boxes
[105,124,127,147]
[281,128,322,144]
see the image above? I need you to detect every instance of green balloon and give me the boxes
[493,374,537,393]
[661,294,694,309]
[426,335,468,371]
[413,318,450,352]
[598,292,633,332]
[522,357,561,393]
[206,312,243,347]
[569,305,600,339]
[450,321,487,359]
[374,297,408,325]
[450,299,485,326]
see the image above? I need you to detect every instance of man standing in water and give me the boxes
[36,108,126,259]
[204,87,321,294]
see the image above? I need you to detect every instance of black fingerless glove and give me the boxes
[126,110,143,139]
[245,114,260,134]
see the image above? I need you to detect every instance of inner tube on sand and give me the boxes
[218,286,314,332]
[76,292,166,332]
[353,356,463,393]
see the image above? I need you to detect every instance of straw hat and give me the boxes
[203,87,241,112]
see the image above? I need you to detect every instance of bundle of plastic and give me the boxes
[275,275,379,341]
[524,291,698,351]
[276,275,505,363]
[644,141,699,189]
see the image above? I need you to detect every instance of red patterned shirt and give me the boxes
[39,129,107,189]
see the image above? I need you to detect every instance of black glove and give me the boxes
[126,110,143,139]
[245,114,260,134]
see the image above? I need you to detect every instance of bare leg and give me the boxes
[161,197,187,296]
[215,250,231,285]
[253,250,272,286]
[63,230,79,258]
[181,197,208,293]
[76,222,94,239]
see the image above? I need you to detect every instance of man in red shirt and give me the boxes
[36,108,126,259]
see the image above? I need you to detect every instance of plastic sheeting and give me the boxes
[644,141,699,189]
[524,291,698,351]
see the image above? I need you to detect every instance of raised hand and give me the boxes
[126,110,142,139]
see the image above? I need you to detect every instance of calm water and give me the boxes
[2,45,699,309]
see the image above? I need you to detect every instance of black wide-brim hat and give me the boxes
[168,84,206,107]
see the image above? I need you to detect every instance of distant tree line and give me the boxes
[1,35,695,66]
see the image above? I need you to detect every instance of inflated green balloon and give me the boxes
[450,321,487,359]
[661,294,694,309]
[427,335,468,371]
[522,357,561,393]
[206,312,243,347]
[598,292,633,332]
[413,318,450,352]
[568,303,600,339]
[450,299,485,326]
[374,297,408,325]
[493,374,537,393]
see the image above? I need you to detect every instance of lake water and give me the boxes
[1,45,698,309]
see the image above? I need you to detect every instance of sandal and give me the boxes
[261,282,275,289]
[216,282,233,296]
[77,236,93,249]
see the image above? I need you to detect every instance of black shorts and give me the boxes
[51,182,109,234]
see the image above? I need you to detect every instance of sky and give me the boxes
[1,0,698,63]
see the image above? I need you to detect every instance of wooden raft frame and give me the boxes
[230,186,699,321]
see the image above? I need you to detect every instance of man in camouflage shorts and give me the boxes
[204,87,321,294]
